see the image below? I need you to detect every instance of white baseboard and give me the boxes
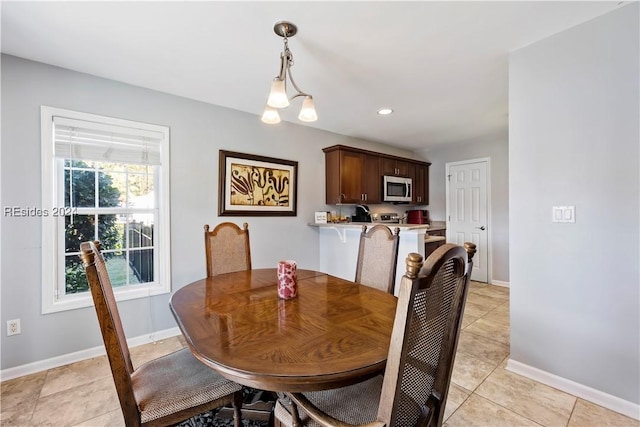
[506,359,640,420]
[0,327,181,382]
[491,279,510,287]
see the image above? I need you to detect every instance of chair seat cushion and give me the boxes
[131,348,242,423]
[276,375,383,426]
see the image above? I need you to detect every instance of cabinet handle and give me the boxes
[364,194,368,201]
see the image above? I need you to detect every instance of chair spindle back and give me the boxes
[378,243,476,427]
[80,241,139,424]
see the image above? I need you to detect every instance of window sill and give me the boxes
[42,283,170,314]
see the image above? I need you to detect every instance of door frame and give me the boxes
[445,157,492,283]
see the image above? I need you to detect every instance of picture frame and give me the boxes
[218,150,298,216]
[314,211,328,223]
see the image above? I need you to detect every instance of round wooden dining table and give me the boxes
[169,268,398,392]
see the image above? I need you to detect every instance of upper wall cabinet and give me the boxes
[323,145,430,205]
[381,157,409,177]
[324,146,381,204]
[412,163,429,205]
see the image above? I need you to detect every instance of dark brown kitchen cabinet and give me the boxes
[323,145,429,205]
[407,161,429,205]
[413,163,429,205]
[425,229,446,259]
[362,154,381,203]
[323,146,381,204]
[407,162,417,202]
[381,157,409,177]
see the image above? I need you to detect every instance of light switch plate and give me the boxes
[552,206,575,223]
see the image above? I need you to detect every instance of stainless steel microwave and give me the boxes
[383,175,412,203]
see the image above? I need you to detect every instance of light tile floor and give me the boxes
[2,282,638,426]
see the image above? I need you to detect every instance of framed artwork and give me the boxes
[218,150,298,216]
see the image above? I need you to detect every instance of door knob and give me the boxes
[476,226,486,231]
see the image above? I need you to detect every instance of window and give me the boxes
[41,106,171,313]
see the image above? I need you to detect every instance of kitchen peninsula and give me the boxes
[310,222,429,295]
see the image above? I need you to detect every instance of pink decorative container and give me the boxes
[277,260,298,299]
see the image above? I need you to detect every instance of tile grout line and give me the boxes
[446,284,512,422]
[461,284,577,427]
[469,393,546,426]
[565,399,578,427]
[468,355,549,426]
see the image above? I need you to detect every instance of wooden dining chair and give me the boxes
[203,222,277,420]
[204,222,252,277]
[274,242,477,427]
[80,241,244,427]
[354,224,401,294]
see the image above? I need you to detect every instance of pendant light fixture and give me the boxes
[261,21,318,124]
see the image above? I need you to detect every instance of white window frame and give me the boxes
[41,106,171,314]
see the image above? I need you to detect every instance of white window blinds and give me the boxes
[53,116,164,165]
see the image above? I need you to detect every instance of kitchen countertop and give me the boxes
[427,225,446,232]
[309,222,430,231]
[316,220,433,295]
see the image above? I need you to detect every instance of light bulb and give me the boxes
[266,78,289,108]
[298,96,318,122]
[261,105,281,124]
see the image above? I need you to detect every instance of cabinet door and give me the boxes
[421,164,429,205]
[362,154,381,203]
[395,160,409,177]
[414,164,426,205]
[325,149,341,204]
[408,162,429,205]
[381,157,409,176]
[425,241,440,259]
[339,150,364,204]
[380,157,396,176]
[407,162,417,204]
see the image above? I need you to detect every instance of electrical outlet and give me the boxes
[7,319,21,336]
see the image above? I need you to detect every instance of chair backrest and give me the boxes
[377,242,476,427]
[80,241,140,425]
[354,224,400,294]
[204,222,252,277]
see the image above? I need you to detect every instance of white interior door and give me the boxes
[446,159,489,282]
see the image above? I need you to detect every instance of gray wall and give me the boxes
[509,3,639,404]
[0,54,414,369]
[415,134,510,283]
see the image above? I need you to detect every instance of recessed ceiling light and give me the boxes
[377,108,393,115]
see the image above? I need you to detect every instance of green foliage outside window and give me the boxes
[64,160,121,294]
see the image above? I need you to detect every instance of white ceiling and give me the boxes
[1,1,624,150]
